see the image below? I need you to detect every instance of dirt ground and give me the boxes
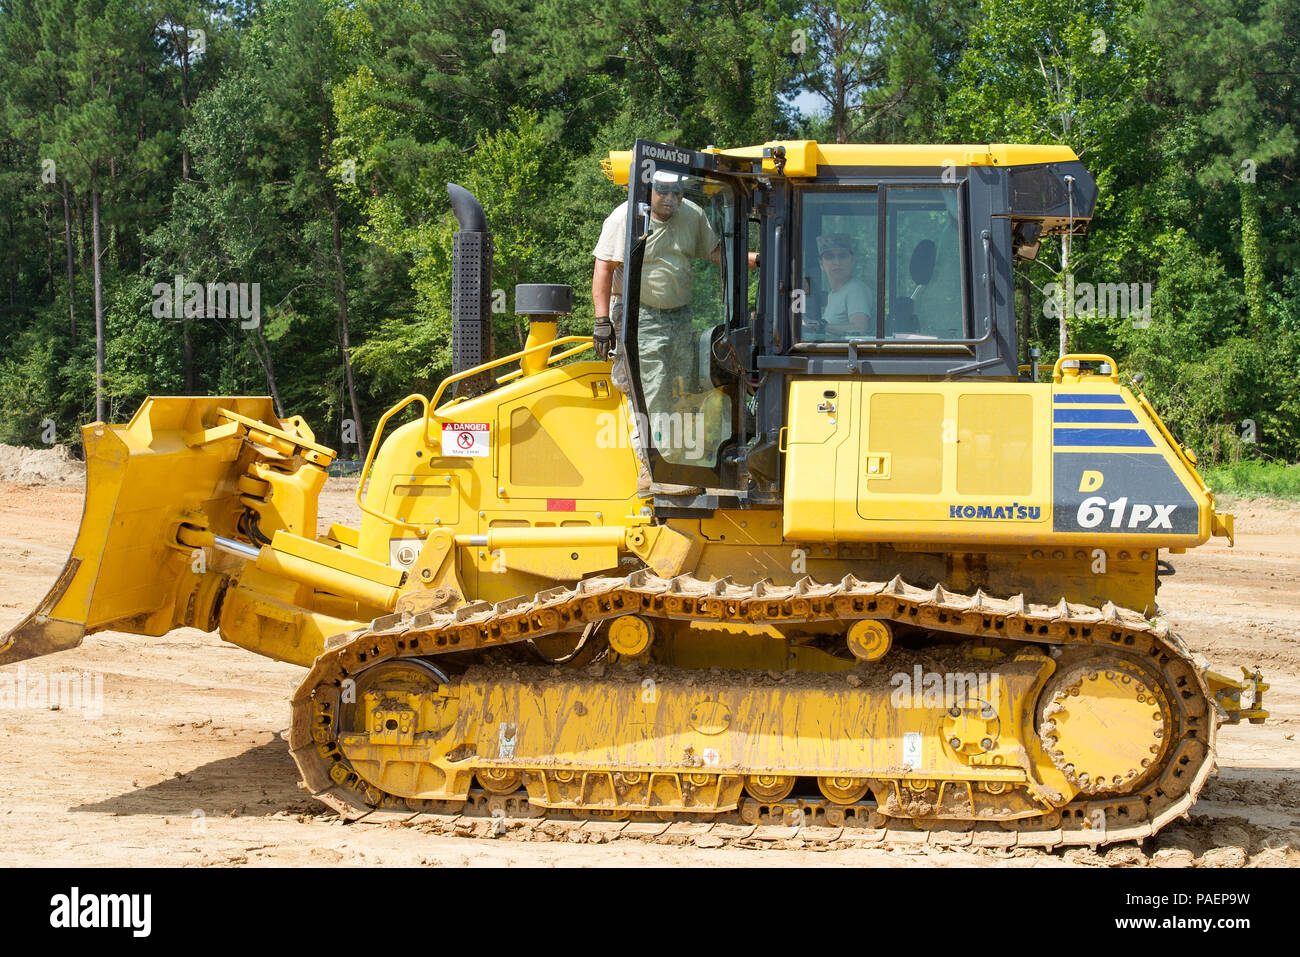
[0,476,1297,867]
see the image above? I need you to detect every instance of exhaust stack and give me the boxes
[447,183,494,396]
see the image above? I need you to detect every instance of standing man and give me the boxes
[592,169,756,493]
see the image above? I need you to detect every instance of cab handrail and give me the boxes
[426,335,595,422]
[1052,353,1119,383]
[355,394,430,533]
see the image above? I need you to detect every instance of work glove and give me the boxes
[593,316,614,360]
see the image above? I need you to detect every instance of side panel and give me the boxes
[782,378,1213,549]
[356,361,640,602]
[854,384,1050,533]
[1048,390,1201,537]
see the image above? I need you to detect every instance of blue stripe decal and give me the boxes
[1054,428,1155,447]
[1053,394,1126,404]
[1053,408,1140,424]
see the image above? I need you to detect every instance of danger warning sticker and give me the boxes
[442,422,490,457]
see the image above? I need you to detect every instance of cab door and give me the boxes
[619,140,750,490]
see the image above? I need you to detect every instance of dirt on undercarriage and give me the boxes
[0,476,1296,867]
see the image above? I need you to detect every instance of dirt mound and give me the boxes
[0,444,84,486]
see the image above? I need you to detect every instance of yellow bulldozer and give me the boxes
[2,139,1268,847]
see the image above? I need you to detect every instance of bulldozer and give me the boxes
[2,139,1269,847]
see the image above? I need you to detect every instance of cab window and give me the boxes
[797,186,966,342]
[885,187,964,340]
[797,191,878,342]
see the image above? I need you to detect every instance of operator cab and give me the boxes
[613,139,1097,508]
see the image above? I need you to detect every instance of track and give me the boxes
[288,571,1217,848]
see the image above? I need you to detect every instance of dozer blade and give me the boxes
[0,555,87,663]
[0,396,329,665]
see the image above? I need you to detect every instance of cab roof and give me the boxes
[601,141,1080,184]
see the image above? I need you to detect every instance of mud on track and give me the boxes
[1,479,1296,867]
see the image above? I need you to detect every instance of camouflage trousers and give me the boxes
[635,303,697,423]
[610,301,697,480]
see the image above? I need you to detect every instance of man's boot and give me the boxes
[635,473,703,498]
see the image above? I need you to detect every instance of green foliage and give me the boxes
[0,0,1293,472]
[0,316,62,444]
[946,0,1298,463]
[1203,460,1300,501]
[103,276,186,417]
[1239,180,1267,331]
[795,1,973,142]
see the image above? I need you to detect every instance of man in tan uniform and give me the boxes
[592,170,755,491]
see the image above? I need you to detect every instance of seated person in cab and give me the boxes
[812,233,873,339]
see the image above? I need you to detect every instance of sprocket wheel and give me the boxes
[1038,656,1172,795]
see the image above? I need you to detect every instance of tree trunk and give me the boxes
[183,320,196,392]
[331,205,367,455]
[1058,284,1069,357]
[46,208,56,305]
[513,270,527,350]
[1059,230,1071,358]
[248,327,285,417]
[61,178,76,343]
[179,22,192,183]
[179,22,197,392]
[79,194,90,274]
[92,186,105,422]
[833,21,849,144]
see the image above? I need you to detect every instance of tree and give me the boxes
[791,1,972,143]
[1140,0,1299,334]
[946,0,1160,357]
[151,0,408,454]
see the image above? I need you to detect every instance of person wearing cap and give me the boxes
[592,169,723,356]
[814,233,873,338]
[592,169,756,493]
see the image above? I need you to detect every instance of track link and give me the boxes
[288,571,1217,848]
